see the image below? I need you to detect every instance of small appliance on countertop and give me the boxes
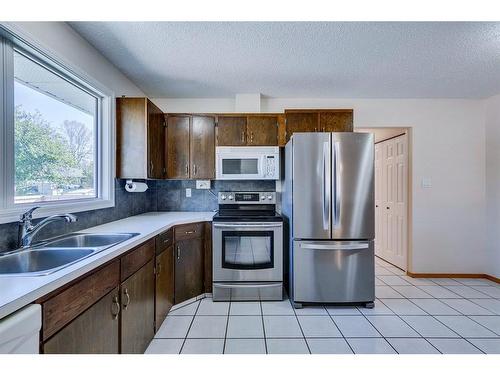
[212,191,283,301]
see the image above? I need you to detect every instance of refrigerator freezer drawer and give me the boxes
[292,240,375,304]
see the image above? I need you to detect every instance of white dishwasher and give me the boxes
[0,304,41,354]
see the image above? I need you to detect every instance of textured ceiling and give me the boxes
[69,22,500,98]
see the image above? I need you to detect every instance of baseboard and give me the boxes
[407,271,500,284]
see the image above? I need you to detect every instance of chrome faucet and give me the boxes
[18,207,78,249]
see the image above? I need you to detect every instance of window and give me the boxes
[0,29,114,224]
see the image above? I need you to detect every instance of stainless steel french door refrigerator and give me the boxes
[282,132,375,308]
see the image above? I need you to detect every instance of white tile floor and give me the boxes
[146,257,500,354]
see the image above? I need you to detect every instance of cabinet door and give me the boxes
[190,116,215,179]
[121,260,155,354]
[285,112,319,142]
[167,116,190,179]
[247,116,278,146]
[320,111,353,132]
[155,246,174,331]
[174,238,204,304]
[43,288,120,354]
[147,100,165,178]
[216,116,247,146]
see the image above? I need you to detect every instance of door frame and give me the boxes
[356,127,413,273]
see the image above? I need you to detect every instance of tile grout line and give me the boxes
[178,300,201,354]
[222,302,231,354]
[326,309,355,354]
[292,302,312,354]
[259,300,268,354]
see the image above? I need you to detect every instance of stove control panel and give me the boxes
[218,191,276,204]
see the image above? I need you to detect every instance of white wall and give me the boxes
[485,95,500,278]
[156,97,488,275]
[4,22,144,96]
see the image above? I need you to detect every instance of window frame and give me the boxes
[0,26,115,224]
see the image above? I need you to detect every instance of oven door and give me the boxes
[216,154,265,180]
[213,222,283,282]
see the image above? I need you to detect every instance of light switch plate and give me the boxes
[186,188,192,197]
[421,178,432,188]
[196,180,211,189]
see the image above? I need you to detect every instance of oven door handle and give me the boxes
[213,223,282,228]
[213,282,282,289]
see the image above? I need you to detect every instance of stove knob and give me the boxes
[267,195,273,200]
[261,195,266,200]
[228,194,234,200]
[221,194,227,200]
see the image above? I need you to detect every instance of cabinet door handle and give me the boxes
[156,261,161,276]
[241,131,245,143]
[123,288,130,310]
[193,164,197,176]
[177,246,181,260]
[111,295,120,320]
[250,132,254,143]
[150,161,154,175]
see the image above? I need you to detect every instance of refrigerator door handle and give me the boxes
[322,141,330,231]
[333,140,341,227]
[299,243,369,250]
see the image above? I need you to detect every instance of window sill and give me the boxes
[0,198,115,225]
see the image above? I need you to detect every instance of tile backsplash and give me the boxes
[0,179,275,251]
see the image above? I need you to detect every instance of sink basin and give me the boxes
[41,233,139,249]
[0,248,96,276]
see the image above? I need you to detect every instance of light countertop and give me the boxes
[0,211,215,320]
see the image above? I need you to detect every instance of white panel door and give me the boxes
[374,144,382,256]
[376,134,408,270]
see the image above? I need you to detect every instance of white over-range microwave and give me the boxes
[215,146,280,180]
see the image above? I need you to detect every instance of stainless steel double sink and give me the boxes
[0,233,139,276]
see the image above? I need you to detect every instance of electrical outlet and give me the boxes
[186,188,192,197]
[196,180,211,189]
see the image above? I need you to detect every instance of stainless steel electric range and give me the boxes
[212,191,283,301]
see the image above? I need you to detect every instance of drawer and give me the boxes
[42,261,120,341]
[156,228,173,255]
[174,222,204,242]
[121,239,155,281]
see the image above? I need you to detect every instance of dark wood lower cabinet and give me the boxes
[174,238,204,304]
[155,246,174,331]
[43,287,120,354]
[120,260,155,354]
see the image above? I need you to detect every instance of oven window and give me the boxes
[222,231,274,270]
[222,159,259,175]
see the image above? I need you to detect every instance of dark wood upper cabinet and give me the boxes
[190,116,216,179]
[216,116,247,146]
[147,101,165,178]
[43,288,120,354]
[120,260,155,354]
[246,116,279,146]
[166,115,190,179]
[284,111,319,142]
[320,110,353,132]
[116,98,165,179]
[174,237,204,305]
[155,246,174,331]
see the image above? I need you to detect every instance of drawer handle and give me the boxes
[123,288,130,310]
[163,238,170,244]
[111,295,120,320]
[185,230,196,234]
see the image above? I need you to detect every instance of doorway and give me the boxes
[357,128,410,271]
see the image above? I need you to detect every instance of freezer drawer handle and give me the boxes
[213,282,282,289]
[299,243,369,250]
